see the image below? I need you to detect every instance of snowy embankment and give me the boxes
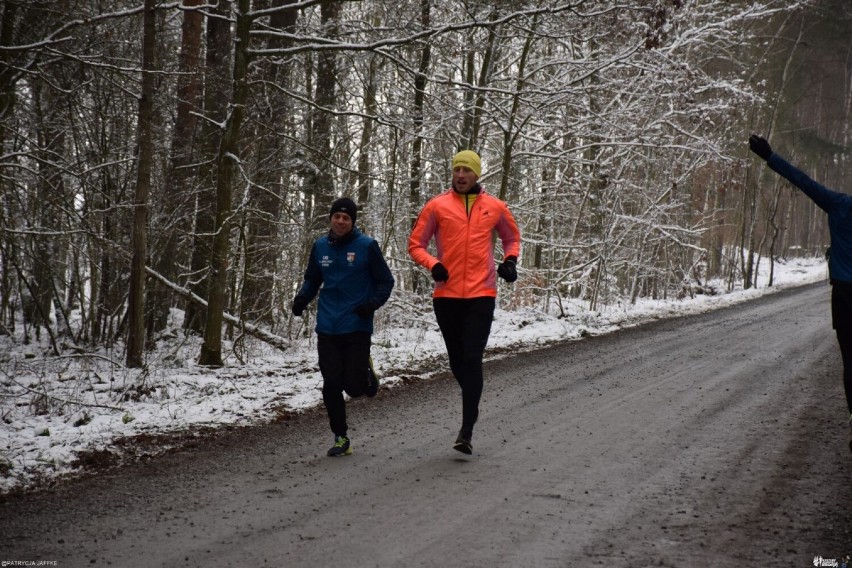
[0,257,829,494]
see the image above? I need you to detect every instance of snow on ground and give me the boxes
[0,257,829,494]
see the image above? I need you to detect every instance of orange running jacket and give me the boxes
[408,188,521,299]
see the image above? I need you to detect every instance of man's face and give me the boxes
[330,212,353,237]
[452,166,479,194]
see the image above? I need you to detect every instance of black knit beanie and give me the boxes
[329,197,357,224]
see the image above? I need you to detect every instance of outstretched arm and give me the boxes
[749,134,845,214]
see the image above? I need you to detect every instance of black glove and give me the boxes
[497,257,518,283]
[748,134,772,161]
[291,295,309,317]
[431,263,449,282]
[355,302,377,318]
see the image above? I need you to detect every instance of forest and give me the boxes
[0,0,850,368]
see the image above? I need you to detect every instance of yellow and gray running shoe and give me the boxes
[327,435,353,457]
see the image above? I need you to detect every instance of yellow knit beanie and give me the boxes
[452,150,481,177]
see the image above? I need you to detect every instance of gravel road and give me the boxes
[2,282,851,567]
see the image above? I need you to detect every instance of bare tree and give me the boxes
[304,0,342,231]
[185,0,232,335]
[126,0,157,368]
[199,0,254,367]
[1,0,844,363]
[148,0,204,335]
[239,0,299,324]
[408,0,431,224]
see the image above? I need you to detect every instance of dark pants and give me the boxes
[832,283,852,415]
[433,297,495,434]
[835,328,852,415]
[317,332,371,437]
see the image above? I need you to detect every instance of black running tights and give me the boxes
[317,332,371,437]
[433,297,495,434]
[835,328,852,415]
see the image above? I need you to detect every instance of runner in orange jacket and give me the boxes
[408,150,521,454]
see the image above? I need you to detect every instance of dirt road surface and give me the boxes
[2,282,851,567]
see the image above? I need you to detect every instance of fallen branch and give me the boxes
[5,374,125,412]
[143,265,292,352]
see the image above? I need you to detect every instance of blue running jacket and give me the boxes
[296,228,395,335]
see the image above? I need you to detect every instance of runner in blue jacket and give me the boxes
[292,197,395,456]
[749,134,852,451]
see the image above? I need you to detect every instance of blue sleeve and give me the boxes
[296,242,323,301]
[767,153,846,214]
[367,240,395,308]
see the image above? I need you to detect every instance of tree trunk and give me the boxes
[199,0,252,366]
[466,10,499,151]
[0,0,19,333]
[126,0,157,368]
[240,0,298,324]
[30,63,69,344]
[408,0,431,225]
[304,0,341,231]
[708,168,726,278]
[357,54,380,210]
[498,17,536,202]
[149,0,203,334]
[185,0,232,334]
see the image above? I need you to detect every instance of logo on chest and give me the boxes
[346,252,356,265]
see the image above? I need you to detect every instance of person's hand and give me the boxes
[431,263,449,282]
[291,295,309,317]
[355,302,376,318]
[497,257,518,283]
[748,134,772,161]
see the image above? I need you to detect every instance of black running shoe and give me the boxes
[366,356,380,398]
[453,430,472,455]
[327,435,352,457]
